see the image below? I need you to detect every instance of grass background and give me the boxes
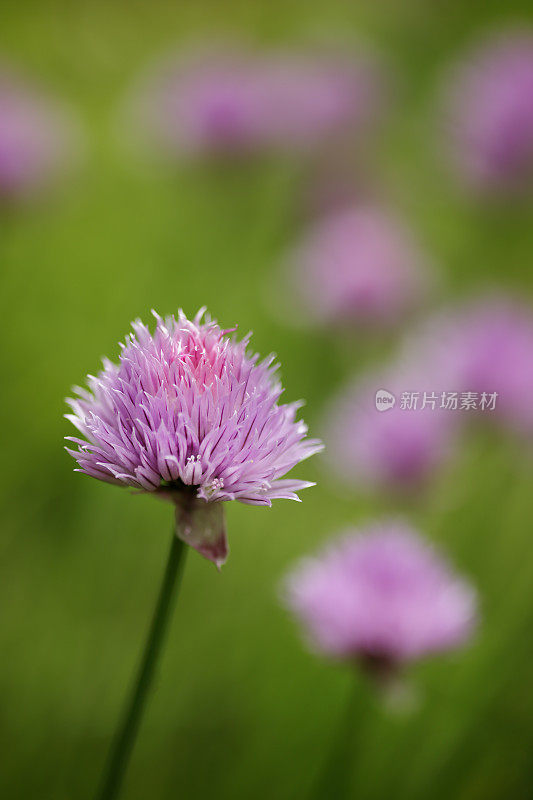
[2,1,533,798]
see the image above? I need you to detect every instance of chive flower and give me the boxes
[322,366,458,493]
[285,205,431,329]
[131,45,382,159]
[284,523,477,673]
[0,65,74,202]
[409,296,533,437]
[66,309,322,566]
[443,29,533,195]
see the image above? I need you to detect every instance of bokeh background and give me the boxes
[2,1,533,798]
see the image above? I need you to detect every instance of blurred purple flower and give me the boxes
[443,30,533,194]
[322,364,457,493]
[253,53,382,153]
[0,67,74,202]
[323,293,533,494]
[65,309,322,566]
[132,46,382,159]
[412,296,533,435]
[136,49,261,158]
[284,522,477,672]
[285,206,431,328]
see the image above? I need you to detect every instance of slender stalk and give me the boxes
[96,533,188,800]
[310,676,363,800]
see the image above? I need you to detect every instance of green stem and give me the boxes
[96,533,188,800]
[310,676,362,800]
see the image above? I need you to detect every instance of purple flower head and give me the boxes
[284,522,477,672]
[414,296,533,436]
[443,30,533,194]
[66,309,322,566]
[285,205,430,329]
[323,362,458,493]
[137,49,262,158]
[253,52,382,153]
[0,67,74,202]
[133,45,382,159]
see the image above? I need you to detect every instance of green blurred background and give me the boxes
[2,1,533,798]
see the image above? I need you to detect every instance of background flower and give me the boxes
[284,522,477,667]
[284,205,431,328]
[0,65,76,202]
[402,295,533,436]
[442,29,533,195]
[322,363,458,493]
[130,45,383,160]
